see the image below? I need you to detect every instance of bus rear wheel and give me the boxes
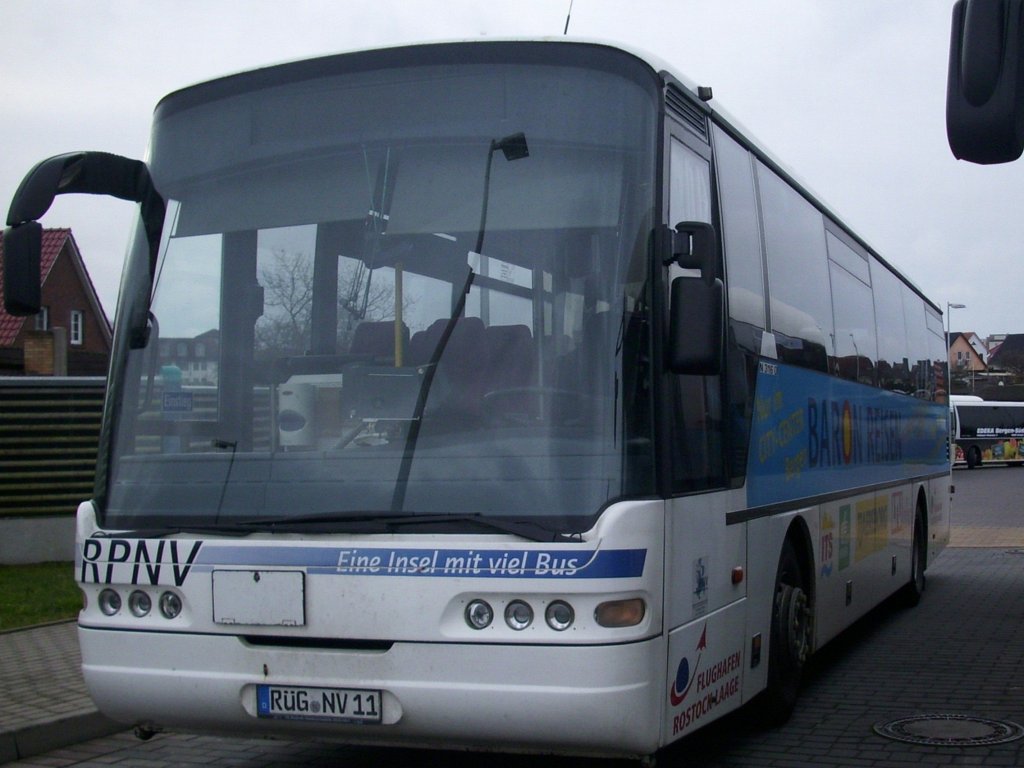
[758,538,812,725]
[901,507,927,607]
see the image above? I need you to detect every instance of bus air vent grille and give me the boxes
[666,86,708,141]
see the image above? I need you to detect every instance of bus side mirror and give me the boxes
[669,274,723,374]
[2,222,43,315]
[946,0,1024,163]
[661,221,724,374]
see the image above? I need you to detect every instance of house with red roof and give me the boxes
[0,228,112,375]
[948,331,987,375]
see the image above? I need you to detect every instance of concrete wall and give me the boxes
[0,516,75,564]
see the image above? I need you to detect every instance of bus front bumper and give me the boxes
[80,626,665,758]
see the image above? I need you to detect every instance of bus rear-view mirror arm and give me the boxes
[659,221,724,375]
[3,151,164,316]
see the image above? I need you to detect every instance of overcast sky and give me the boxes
[2,0,1020,340]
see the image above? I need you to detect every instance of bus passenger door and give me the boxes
[662,126,748,740]
[662,132,741,622]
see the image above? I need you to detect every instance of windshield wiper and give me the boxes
[390,132,531,514]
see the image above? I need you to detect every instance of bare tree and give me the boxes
[256,249,314,356]
[256,249,412,357]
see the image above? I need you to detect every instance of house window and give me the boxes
[70,310,84,345]
[35,306,49,331]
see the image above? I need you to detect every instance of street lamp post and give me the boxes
[947,302,966,391]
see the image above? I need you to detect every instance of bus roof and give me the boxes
[153,36,940,315]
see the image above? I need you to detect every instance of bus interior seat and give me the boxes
[485,324,535,390]
[559,311,616,397]
[350,320,410,362]
[481,324,536,419]
[408,320,444,366]
[409,317,487,423]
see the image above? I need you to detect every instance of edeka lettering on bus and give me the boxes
[745,361,947,508]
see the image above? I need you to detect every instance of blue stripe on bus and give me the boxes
[196,545,647,579]
[746,361,949,509]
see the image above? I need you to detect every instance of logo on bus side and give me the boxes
[820,511,836,577]
[80,538,203,586]
[669,624,742,735]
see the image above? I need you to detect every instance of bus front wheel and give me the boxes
[966,446,981,468]
[758,538,812,726]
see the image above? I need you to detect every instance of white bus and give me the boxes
[3,39,950,760]
[951,397,1024,468]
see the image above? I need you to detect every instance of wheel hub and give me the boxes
[776,583,812,664]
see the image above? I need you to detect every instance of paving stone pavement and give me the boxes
[0,622,119,764]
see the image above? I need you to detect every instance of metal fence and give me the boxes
[0,377,105,517]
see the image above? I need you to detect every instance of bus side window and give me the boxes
[756,161,834,374]
[872,261,912,395]
[826,230,877,386]
[712,125,765,482]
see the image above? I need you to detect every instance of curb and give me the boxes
[0,617,77,636]
[0,711,123,764]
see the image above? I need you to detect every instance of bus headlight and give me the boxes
[465,599,493,629]
[98,589,121,616]
[159,591,183,620]
[128,590,152,618]
[544,600,575,631]
[595,598,645,628]
[504,600,534,630]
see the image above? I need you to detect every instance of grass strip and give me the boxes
[0,562,80,631]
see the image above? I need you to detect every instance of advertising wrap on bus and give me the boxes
[748,360,949,508]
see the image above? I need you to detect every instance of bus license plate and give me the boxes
[256,684,382,724]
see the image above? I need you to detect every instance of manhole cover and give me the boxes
[874,714,1024,747]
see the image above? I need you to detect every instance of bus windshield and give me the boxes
[101,47,659,534]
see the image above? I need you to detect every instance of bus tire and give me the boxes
[966,446,981,469]
[901,506,927,607]
[757,537,812,726]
